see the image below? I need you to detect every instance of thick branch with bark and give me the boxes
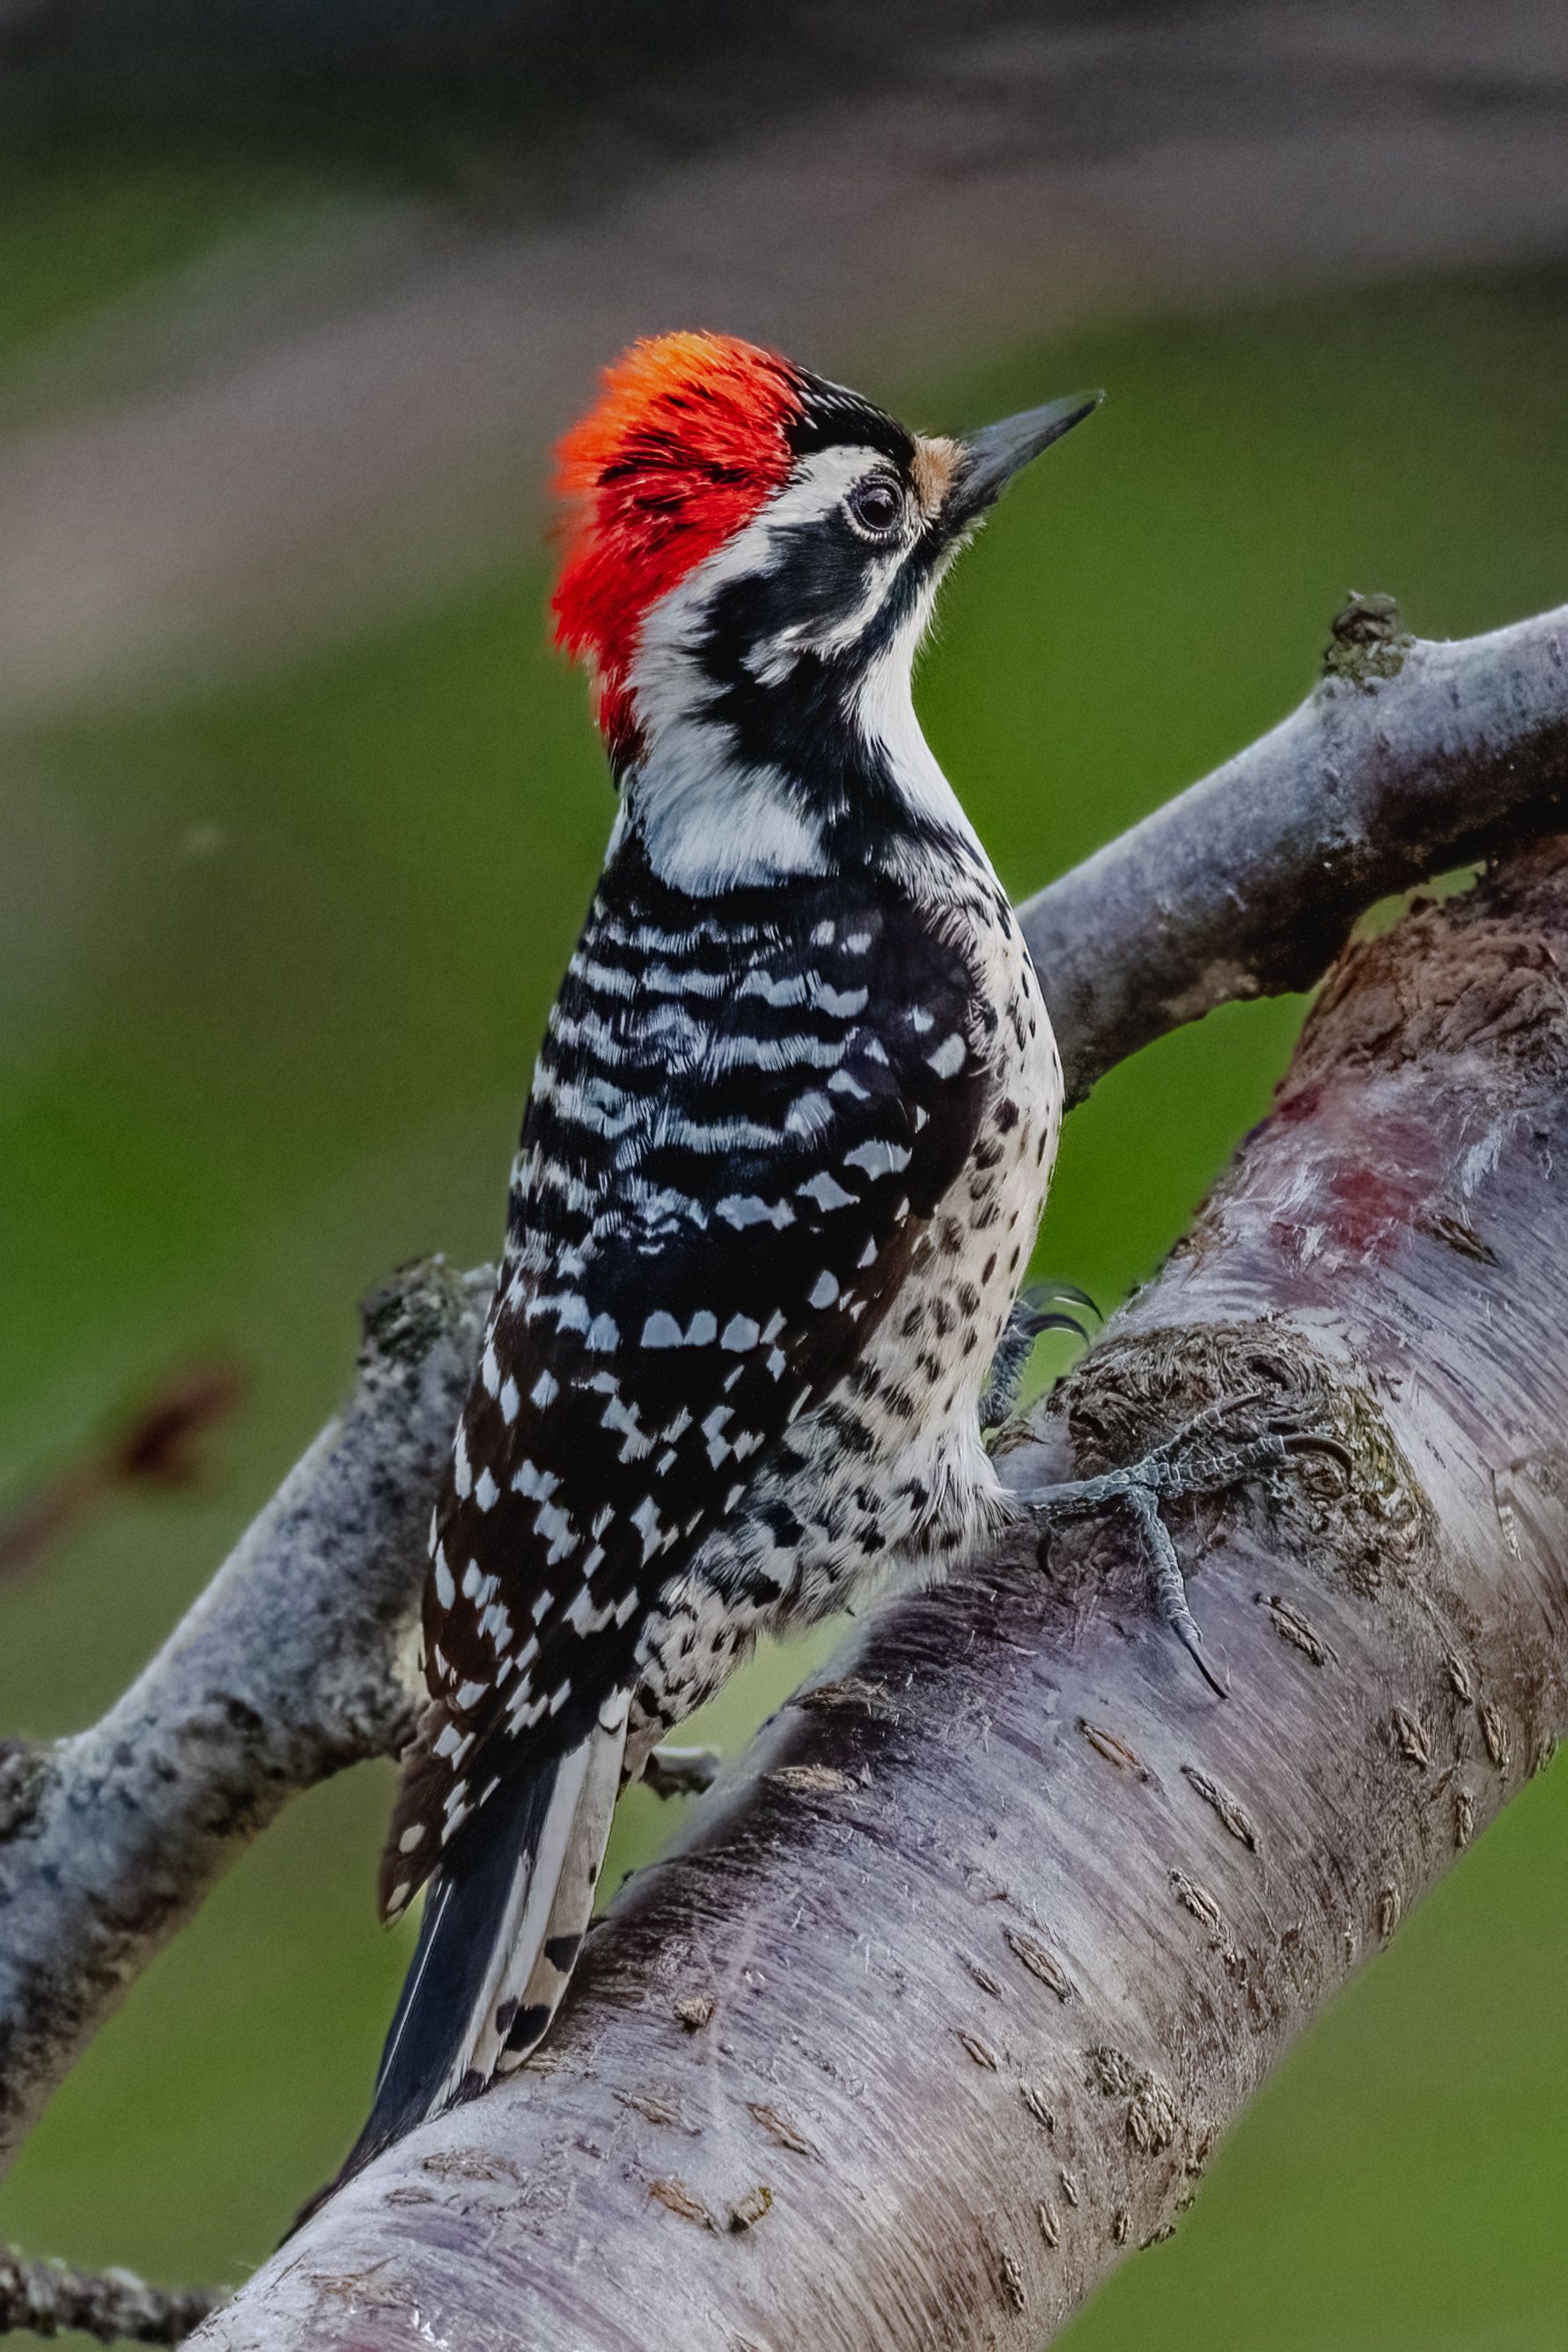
[0,602,1564,2334]
[200,832,1568,2349]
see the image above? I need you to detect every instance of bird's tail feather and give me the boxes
[298,1701,628,2228]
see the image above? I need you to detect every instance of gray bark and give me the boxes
[0,2250,215,2344]
[195,832,1568,2352]
[0,601,1564,2339]
[1023,596,1568,1100]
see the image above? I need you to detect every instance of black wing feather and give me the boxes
[380,844,985,1915]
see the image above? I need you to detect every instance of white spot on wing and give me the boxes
[844,1139,912,1179]
[631,1496,664,1560]
[799,1169,857,1211]
[718,1192,794,1229]
[784,1092,833,1139]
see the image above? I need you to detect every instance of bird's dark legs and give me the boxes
[1017,1394,1352,1694]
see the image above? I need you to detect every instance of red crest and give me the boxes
[552,332,804,756]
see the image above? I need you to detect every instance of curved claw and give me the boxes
[1147,1390,1270,1464]
[1125,1481,1228,1700]
[1279,1431,1355,1475]
[642,1744,721,1800]
[1174,1617,1230,1699]
[1022,1277,1103,1322]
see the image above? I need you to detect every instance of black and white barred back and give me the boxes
[347,823,1059,2167]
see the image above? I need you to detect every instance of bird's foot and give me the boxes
[1019,1392,1352,1695]
[981,1283,1100,1437]
[642,1744,722,1800]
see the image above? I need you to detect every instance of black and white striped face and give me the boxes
[620,378,1101,893]
[625,436,957,881]
[638,435,961,694]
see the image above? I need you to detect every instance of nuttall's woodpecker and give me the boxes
[330,331,1318,2193]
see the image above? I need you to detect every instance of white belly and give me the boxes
[838,898,1063,1569]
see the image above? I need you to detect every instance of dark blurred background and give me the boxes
[2,3,1566,2341]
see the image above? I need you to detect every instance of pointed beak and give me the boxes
[947,390,1103,526]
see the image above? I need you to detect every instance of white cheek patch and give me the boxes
[636,746,825,892]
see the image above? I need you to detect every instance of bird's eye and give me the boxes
[846,476,903,537]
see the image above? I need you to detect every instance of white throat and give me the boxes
[851,609,988,866]
[626,748,826,895]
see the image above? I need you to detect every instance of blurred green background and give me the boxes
[2,106,1568,2352]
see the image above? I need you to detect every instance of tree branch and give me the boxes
[2,600,1565,2328]
[0,1260,490,2171]
[196,831,1568,2349]
[1024,597,1568,1099]
[0,2251,216,2345]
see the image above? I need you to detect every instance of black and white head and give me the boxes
[553,331,1100,888]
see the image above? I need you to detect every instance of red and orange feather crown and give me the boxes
[551,332,805,753]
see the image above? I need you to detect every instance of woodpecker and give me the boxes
[340,331,1107,2181]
